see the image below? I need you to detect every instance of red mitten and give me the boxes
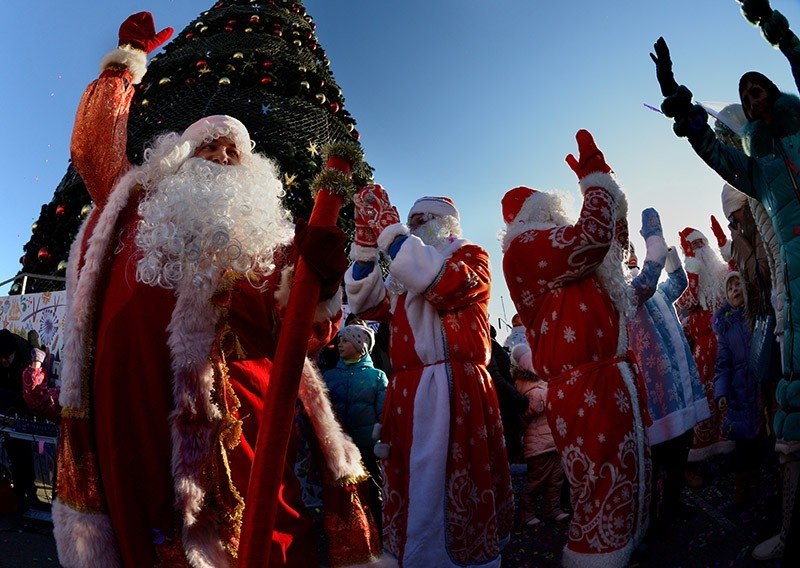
[295,219,348,300]
[565,129,613,179]
[710,215,727,248]
[678,227,696,258]
[353,184,401,247]
[119,12,173,53]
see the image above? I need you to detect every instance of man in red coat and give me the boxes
[345,188,514,567]
[501,130,650,567]
[676,228,733,474]
[52,13,365,568]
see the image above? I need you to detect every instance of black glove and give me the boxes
[650,37,679,97]
[660,84,694,119]
[294,218,348,300]
[762,9,790,46]
[739,0,772,25]
[673,104,708,138]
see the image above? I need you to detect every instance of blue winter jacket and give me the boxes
[322,353,388,452]
[713,302,761,441]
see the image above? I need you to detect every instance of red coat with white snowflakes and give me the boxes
[345,235,514,568]
[676,265,733,461]
[502,176,649,567]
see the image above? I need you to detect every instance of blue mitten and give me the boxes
[640,208,663,239]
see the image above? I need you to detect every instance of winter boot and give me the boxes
[752,460,800,560]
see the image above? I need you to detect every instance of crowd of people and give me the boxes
[2,1,800,566]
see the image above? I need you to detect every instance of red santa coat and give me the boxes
[502,176,649,568]
[52,61,350,567]
[345,234,514,568]
[676,264,733,461]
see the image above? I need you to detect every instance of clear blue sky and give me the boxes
[1,0,798,342]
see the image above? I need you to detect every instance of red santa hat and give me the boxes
[721,184,748,219]
[502,186,537,224]
[408,196,460,221]
[679,226,708,255]
[180,115,254,158]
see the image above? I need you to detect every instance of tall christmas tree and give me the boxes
[11,0,370,295]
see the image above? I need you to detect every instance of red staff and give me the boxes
[239,142,362,565]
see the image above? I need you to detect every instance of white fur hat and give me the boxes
[721,183,748,219]
[408,196,459,221]
[180,115,254,157]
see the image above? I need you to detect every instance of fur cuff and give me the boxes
[664,247,682,273]
[377,223,409,255]
[52,500,121,568]
[99,45,147,84]
[719,240,732,262]
[349,243,380,263]
[644,235,668,266]
[579,172,627,219]
[315,289,343,322]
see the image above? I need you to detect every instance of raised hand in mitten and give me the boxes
[738,0,773,25]
[761,9,790,45]
[650,37,680,97]
[353,184,401,247]
[640,208,663,239]
[119,12,173,53]
[710,215,728,247]
[565,129,612,179]
[295,218,348,299]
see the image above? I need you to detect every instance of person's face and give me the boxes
[740,81,773,123]
[728,208,744,231]
[0,352,14,368]
[193,136,242,166]
[690,238,705,251]
[408,212,438,231]
[726,275,744,308]
[337,338,360,360]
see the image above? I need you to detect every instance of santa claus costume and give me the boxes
[501,131,650,568]
[675,228,735,463]
[53,14,378,568]
[345,190,514,567]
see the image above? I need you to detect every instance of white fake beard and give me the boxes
[596,240,636,319]
[135,156,295,290]
[694,245,728,310]
[410,215,462,251]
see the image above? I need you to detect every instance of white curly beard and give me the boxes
[410,215,462,250]
[694,245,728,310]
[596,239,636,320]
[135,155,295,290]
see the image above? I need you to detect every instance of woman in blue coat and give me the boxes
[713,272,763,507]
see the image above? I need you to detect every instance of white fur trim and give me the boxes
[349,242,380,263]
[377,222,410,254]
[643,235,668,266]
[664,247,682,273]
[52,500,121,568]
[389,235,447,295]
[683,230,705,244]
[683,256,702,275]
[408,196,459,221]
[562,541,634,568]
[99,45,147,84]
[719,240,732,262]
[578,172,627,219]
[275,264,343,320]
[344,262,387,315]
[315,289,343,322]
[60,168,138,409]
